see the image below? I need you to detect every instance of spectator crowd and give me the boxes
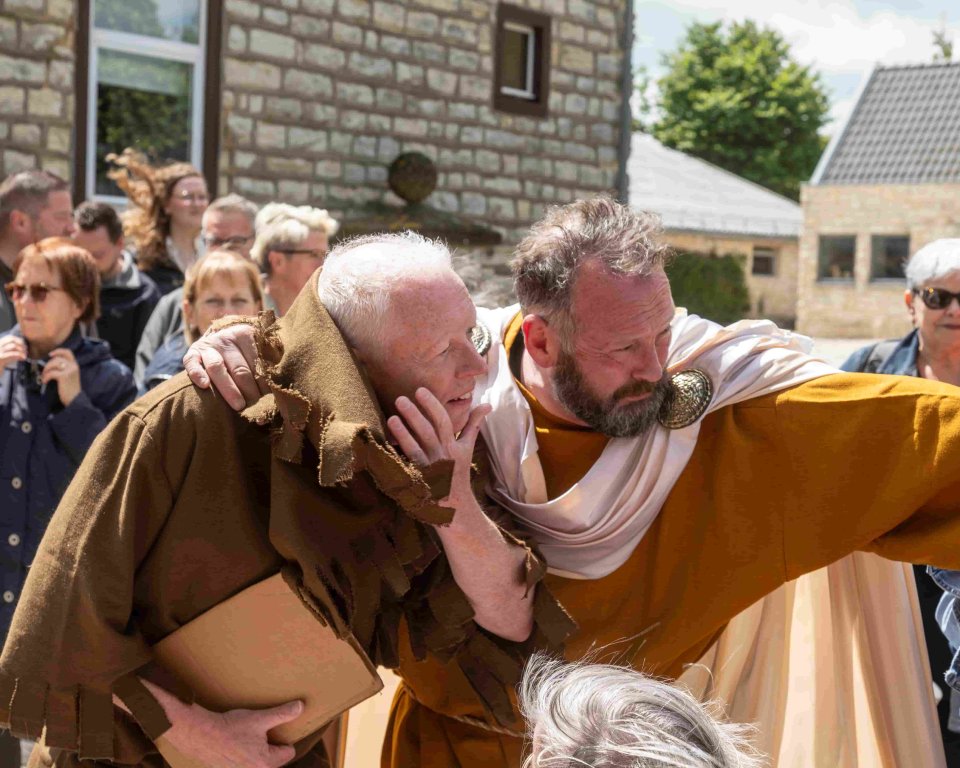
[0,158,339,743]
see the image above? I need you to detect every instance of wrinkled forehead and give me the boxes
[388,271,473,323]
[570,265,674,330]
[204,208,254,230]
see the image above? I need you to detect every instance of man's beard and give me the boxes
[553,348,672,438]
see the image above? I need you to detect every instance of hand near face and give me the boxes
[0,336,27,369]
[41,348,81,406]
[387,387,491,508]
[183,323,264,411]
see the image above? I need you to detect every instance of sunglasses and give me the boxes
[915,287,960,310]
[4,281,66,302]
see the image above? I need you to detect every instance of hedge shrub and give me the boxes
[665,250,750,326]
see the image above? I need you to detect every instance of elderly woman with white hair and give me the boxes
[841,237,960,765]
[519,655,763,768]
[251,203,339,317]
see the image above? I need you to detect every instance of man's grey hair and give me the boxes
[904,239,960,291]
[251,202,339,275]
[202,194,259,226]
[512,196,672,342]
[520,655,764,768]
[317,231,454,355]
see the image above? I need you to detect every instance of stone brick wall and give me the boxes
[797,183,960,338]
[666,231,799,326]
[0,0,75,181]
[219,0,627,245]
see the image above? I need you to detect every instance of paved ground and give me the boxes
[809,336,874,367]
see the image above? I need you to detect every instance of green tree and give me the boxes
[652,20,830,200]
[632,64,654,132]
[933,28,953,62]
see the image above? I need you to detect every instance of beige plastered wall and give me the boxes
[797,182,960,339]
[665,230,799,326]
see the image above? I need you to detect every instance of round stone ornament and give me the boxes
[388,152,438,204]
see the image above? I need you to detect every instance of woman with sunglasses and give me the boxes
[0,238,137,643]
[107,148,209,296]
[840,237,960,766]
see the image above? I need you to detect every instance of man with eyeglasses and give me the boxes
[200,194,259,260]
[133,194,258,385]
[0,171,76,333]
[252,203,339,317]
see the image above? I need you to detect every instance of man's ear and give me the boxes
[267,250,285,275]
[522,314,561,368]
[8,210,33,243]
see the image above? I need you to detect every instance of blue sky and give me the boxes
[633,0,959,133]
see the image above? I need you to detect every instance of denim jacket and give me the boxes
[841,329,960,693]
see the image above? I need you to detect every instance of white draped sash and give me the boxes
[476,305,835,579]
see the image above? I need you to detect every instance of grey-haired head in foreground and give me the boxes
[519,654,764,768]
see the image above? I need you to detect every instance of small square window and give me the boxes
[871,235,909,280]
[818,235,856,281]
[494,4,551,118]
[752,247,777,276]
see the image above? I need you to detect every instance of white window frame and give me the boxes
[499,21,536,100]
[87,1,208,205]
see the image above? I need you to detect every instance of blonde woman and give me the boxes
[141,251,262,391]
[107,148,209,295]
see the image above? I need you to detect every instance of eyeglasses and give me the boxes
[202,233,254,249]
[915,287,960,310]
[275,248,326,260]
[174,192,209,203]
[4,281,66,302]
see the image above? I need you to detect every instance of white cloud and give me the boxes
[642,0,954,76]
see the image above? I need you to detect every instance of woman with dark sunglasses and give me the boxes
[0,238,136,645]
[840,238,960,767]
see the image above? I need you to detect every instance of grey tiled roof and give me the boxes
[815,62,960,185]
[627,134,801,238]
